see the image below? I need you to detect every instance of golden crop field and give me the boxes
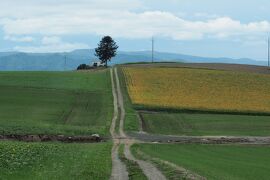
[123,66,270,113]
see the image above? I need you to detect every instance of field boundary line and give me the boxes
[0,134,102,143]
[128,132,270,145]
[135,107,270,116]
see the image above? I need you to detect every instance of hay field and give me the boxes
[123,66,270,113]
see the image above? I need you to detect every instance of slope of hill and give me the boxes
[0,49,267,71]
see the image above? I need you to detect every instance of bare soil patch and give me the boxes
[129,132,270,145]
[0,134,102,143]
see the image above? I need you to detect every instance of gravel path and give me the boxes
[110,69,129,180]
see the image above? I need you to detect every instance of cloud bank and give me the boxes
[14,36,89,53]
[0,0,269,52]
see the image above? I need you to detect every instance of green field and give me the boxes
[133,144,270,180]
[0,71,109,91]
[0,141,111,180]
[141,112,270,136]
[0,70,113,136]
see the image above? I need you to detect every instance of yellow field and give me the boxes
[123,66,270,113]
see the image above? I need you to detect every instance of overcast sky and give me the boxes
[0,0,269,60]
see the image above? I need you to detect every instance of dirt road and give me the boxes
[114,68,126,138]
[110,69,129,180]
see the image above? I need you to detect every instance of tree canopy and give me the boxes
[95,36,118,67]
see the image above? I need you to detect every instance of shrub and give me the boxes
[77,64,91,70]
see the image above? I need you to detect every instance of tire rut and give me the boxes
[114,68,126,138]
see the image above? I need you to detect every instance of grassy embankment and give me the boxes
[117,67,140,132]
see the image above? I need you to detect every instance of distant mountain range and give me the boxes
[0,49,267,71]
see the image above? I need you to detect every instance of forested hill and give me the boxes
[0,49,266,71]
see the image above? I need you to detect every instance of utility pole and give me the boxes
[268,36,270,68]
[152,37,154,63]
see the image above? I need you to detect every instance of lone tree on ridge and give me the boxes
[95,36,118,67]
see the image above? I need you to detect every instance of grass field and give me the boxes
[141,112,270,136]
[0,71,109,91]
[133,144,270,180]
[0,70,113,136]
[123,66,270,114]
[0,141,111,180]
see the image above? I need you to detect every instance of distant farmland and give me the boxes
[123,66,270,114]
[0,70,113,136]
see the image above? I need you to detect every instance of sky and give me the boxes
[0,0,269,60]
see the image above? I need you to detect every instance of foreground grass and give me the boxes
[141,112,270,136]
[133,144,270,180]
[0,141,111,180]
[0,70,113,136]
[123,66,270,114]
